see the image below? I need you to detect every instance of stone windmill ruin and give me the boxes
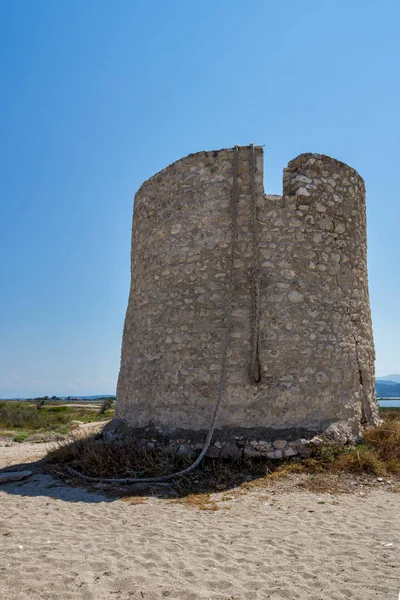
[109,145,379,459]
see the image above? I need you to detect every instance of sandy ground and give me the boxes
[0,434,399,600]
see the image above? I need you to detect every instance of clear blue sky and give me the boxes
[1,0,399,398]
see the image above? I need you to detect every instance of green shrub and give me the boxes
[99,398,114,415]
[13,432,30,443]
[0,403,70,430]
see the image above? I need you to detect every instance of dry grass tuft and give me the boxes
[290,412,400,478]
[175,493,220,511]
[48,433,193,480]
[364,418,400,473]
[120,496,147,505]
[332,445,387,475]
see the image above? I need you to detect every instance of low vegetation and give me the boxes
[0,400,115,442]
[265,409,400,480]
[46,409,400,499]
[99,397,114,414]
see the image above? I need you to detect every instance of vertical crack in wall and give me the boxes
[250,269,262,384]
[352,332,370,426]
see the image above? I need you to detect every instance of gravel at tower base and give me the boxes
[111,146,379,458]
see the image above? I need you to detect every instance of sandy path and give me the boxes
[0,442,399,600]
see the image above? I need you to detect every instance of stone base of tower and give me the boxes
[101,416,371,460]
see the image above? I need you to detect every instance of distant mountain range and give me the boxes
[376,374,400,383]
[64,395,116,400]
[376,376,400,398]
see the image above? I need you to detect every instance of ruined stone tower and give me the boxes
[113,146,379,457]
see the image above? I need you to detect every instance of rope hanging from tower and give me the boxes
[249,143,262,383]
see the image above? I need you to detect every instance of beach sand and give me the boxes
[0,437,399,600]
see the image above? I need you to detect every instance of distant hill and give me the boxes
[376,381,400,398]
[376,374,400,383]
[62,395,116,400]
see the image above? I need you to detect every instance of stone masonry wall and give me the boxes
[114,146,379,458]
